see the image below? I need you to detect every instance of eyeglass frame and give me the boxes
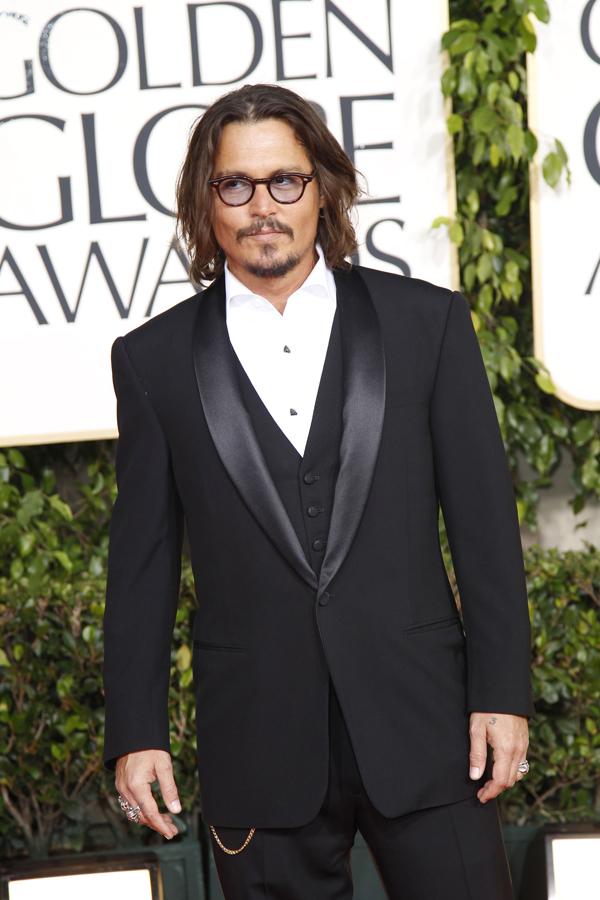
[207,170,318,206]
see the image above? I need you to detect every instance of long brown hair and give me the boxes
[175,83,361,285]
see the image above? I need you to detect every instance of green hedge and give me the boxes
[1,447,599,858]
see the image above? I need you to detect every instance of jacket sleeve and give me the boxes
[429,290,534,717]
[102,335,184,770]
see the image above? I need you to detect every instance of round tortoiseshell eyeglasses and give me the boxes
[207,171,317,206]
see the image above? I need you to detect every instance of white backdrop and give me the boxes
[528,0,600,410]
[0,0,456,445]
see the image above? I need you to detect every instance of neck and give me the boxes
[227,244,319,315]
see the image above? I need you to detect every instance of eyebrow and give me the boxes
[211,165,309,179]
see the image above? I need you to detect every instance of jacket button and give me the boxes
[312,538,326,551]
[303,472,320,484]
[318,593,329,606]
[307,505,323,517]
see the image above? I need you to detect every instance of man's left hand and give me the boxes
[468,712,529,804]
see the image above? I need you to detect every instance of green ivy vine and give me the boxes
[436,0,599,529]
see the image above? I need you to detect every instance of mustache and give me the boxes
[237,217,294,240]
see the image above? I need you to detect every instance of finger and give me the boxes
[468,719,488,779]
[116,789,155,831]
[476,778,495,803]
[156,757,182,814]
[477,776,508,803]
[136,808,177,837]
[477,751,512,803]
[129,779,178,839]
[495,742,516,785]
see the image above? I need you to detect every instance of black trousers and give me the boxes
[209,680,514,900]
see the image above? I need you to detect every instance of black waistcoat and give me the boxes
[229,308,344,577]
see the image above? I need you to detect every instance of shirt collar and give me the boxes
[224,242,336,314]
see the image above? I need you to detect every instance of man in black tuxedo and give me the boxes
[103,83,533,899]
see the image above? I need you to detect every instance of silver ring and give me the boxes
[517,759,529,775]
[117,792,143,824]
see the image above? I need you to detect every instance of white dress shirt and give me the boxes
[224,242,337,457]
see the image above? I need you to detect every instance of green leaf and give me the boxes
[51,743,66,762]
[508,71,520,92]
[535,372,556,395]
[0,649,10,667]
[477,253,493,283]
[448,32,478,56]
[490,144,501,167]
[505,260,520,283]
[472,136,487,166]
[56,674,74,700]
[471,106,498,134]
[7,449,26,469]
[449,221,464,245]
[507,124,525,161]
[447,114,463,135]
[555,138,568,166]
[478,284,493,313]
[53,551,73,572]
[481,230,496,252]
[48,494,73,521]
[530,0,550,24]
[496,185,518,217]
[457,68,478,103]
[10,558,24,580]
[464,263,477,291]
[16,490,44,526]
[524,129,538,158]
[521,13,536,34]
[441,66,457,97]
[486,81,501,105]
[572,418,596,447]
[176,644,192,673]
[18,532,36,557]
[542,152,562,187]
[466,189,479,214]
[581,454,600,489]
[474,49,490,80]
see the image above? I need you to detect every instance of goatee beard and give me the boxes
[244,252,301,279]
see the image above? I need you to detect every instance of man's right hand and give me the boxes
[115,749,181,839]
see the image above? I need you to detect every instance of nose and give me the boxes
[248,182,277,218]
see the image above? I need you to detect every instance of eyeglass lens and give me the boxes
[218,175,306,205]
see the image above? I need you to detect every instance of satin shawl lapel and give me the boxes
[317,267,386,596]
[192,276,318,590]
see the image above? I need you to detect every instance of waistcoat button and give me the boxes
[303,472,320,484]
[307,505,323,517]
[312,538,326,551]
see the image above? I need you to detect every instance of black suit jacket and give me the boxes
[102,264,533,827]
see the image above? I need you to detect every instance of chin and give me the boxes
[244,250,301,279]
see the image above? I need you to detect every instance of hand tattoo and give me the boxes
[488,716,497,726]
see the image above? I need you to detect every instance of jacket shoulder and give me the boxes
[113,289,206,372]
[123,291,202,344]
[354,264,454,312]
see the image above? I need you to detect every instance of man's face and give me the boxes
[209,118,322,279]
